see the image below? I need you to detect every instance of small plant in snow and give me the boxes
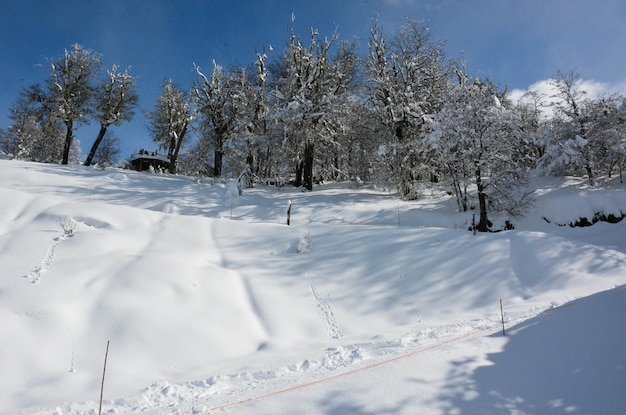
[58,216,77,237]
[297,230,311,254]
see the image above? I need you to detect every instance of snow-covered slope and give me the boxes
[0,159,624,414]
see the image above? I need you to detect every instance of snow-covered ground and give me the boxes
[0,159,624,415]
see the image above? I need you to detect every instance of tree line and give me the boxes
[1,17,625,231]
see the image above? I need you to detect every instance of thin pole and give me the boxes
[98,340,110,415]
[500,299,506,336]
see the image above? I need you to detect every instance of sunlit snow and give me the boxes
[0,159,624,414]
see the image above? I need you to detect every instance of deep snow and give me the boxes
[0,159,624,414]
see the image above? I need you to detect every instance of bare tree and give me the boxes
[84,65,138,166]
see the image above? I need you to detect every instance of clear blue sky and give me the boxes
[1,0,625,160]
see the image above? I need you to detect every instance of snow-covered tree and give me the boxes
[227,47,281,181]
[315,40,361,182]
[4,84,67,163]
[429,75,531,231]
[0,128,10,156]
[29,117,69,163]
[540,70,625,186]
[6,44,134,165]
[5,86,45,159]
[146,79,192,174]
[84,65,138,166]
[193,61,238,177]
[366,18,449,198]
[319,94,376,183]
[514,90,554,168]
[274,18,358,190]
[45,44,102,164]
[588,94,626,180]
[603,96,626,181]
[176,133,215,177]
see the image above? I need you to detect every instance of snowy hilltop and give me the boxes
[0,159,625,415]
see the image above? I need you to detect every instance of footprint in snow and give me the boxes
[25,232,74,283]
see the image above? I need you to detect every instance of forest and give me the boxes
[1,18,625,232]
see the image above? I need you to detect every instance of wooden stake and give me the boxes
[500,299,506,336]
[98,340,110,415]
[287,200,292,226]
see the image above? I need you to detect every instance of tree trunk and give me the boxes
[476,189,489,232]
[451,173,467,212]
[213,132,224,177]
[585,163,595,186]
[214,148,223,177]
[84,124,108,167]
[303,141,314,191]
[263,146,272,178]
[294,158,303,187]
[62,120,73,165]
[475,165,490,232]
[170,122,188,175]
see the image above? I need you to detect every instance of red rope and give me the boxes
[209,322,500,412]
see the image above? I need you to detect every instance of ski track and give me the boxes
[310,277,343,339]
[24,232,72,283]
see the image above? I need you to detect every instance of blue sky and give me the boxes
[1,0,625,160]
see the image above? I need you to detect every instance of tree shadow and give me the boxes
[436,286,626,415]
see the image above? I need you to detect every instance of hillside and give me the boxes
[0,159,624,414]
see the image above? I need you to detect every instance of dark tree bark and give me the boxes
[294,158,303,187]
[475,164,490,232]
[303,141,314,191]
[212,130,228,177]
[84,125,107,166]
[61,120,74,165]
[214,148,223,177]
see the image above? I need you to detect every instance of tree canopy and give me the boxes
[2,20,624,232]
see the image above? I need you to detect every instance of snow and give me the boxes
[0,158,624,415]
